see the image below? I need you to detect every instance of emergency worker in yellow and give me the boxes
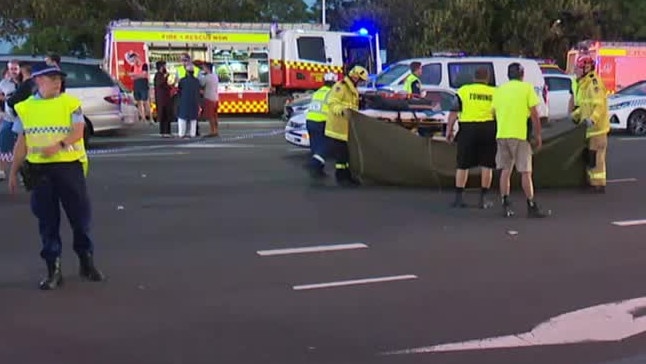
[571,55,609,193]
[492,63,550,218]
[8,63,104,290]
[403,61,422,97]
[324,65,369,186]
[446,67,496,209]
[306,72,337,179]
[175,53,201,82]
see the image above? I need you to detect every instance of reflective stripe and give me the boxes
[335,163,348,169]
[588,170,606,179]
[28,144,83,154]
[313,154,325,163]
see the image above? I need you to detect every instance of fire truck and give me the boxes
[103,19,378,115]
[566,41,646,93]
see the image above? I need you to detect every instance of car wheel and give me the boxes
[628,109,646,136]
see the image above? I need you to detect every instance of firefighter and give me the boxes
[8,62,104,290]
[446,67,497,209]
[403,61,422,97]
[324,65,369,186]
[306,72,338,179]
[571,54,609,193]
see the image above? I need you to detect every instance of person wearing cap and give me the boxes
[570,54,609,193]
[446,67,497,209]
[491,63,550,218]
[324,65,369,186]
[8,62,104,290]
[403,61,422,97]
[305,72,337,179]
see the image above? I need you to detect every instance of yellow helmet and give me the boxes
[348,65,369,81]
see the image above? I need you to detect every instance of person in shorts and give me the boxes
[128,53,151,123]
[199,62,219,136]
[492,63,550,218]
[446,67,497,208]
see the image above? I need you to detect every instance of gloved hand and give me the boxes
[583,118,595,127]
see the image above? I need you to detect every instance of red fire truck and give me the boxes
[103,19,378,115]
[566,41,646,93]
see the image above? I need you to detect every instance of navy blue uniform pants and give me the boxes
[306,120,326,169]
[29,161,94,262]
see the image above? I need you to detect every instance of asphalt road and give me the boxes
[1,124,646,364]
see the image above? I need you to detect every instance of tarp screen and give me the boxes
[347,110,588,189]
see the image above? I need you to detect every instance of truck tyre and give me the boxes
[269,94,289,117]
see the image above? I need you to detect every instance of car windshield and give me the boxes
[616,81,646,96]
[374,64,409,88]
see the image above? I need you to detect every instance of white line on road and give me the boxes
[91,151,189,158]
[293,274,418,291]
[257,243,368,257]
[618,137,646,141]
[607,178,638,183]
[612,219,646,227]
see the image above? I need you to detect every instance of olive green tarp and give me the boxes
[347,110,588,189]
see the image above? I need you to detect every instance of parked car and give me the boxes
[608,80,646,136]
[283,94,312,121]
[0,54,137,144]
[544,74,575,120]
[360,56,550,122]
[284,112,309,147]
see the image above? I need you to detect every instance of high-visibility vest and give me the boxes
[456,83,495,122]
[572,78,579,106]
[177,65,200,80]
[305,85,332,122]
[403,74,420,94]
[14,93,88,174]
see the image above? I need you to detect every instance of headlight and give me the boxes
[609,101,631,111]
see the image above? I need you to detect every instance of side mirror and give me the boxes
[327,57,332,63]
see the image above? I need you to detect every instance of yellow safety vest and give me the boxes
[403,74,420,94]
[305,85,332,122]
[177,65,200,80]
[456,83,495,122]
[14,94,89,175]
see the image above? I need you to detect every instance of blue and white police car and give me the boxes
[609,80,646,136]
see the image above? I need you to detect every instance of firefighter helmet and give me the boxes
[348,65,369,81]
[576,54,595,69]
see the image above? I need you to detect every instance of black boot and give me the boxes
[78,253,105,282]
[335,169,360,187]
[501,196,514,218]
[452,188,467,208]
[527,200,551,218]
[39,258,63,290]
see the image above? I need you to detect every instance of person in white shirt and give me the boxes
[0,60,20,180]
[199,62,220,136]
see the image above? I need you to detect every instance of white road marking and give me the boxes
[382,296,646,355]
[91,151,189,158]
[257,243,368,256]
[607,178,638,183]
[174,143,255,148]
[293,274,417,291]
[618,137,646,141]
[612,219,646,227]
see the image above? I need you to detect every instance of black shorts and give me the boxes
[456,121,497,169]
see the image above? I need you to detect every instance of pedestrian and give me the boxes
[305,72,337,179]
[128,53,152,124]
[445,67,497,208]
[199,62,220,137]
[154,60,173,138]
[0,59,20,181]
[324,65,369,186]
[177,64,201,138]
[491,63,550,218]
[8,62,104,290]
[7,62,36,111]
[570,55,609,193]
[403,61,423,97]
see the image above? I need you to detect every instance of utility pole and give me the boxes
[322,0,327,26]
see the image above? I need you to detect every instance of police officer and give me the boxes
[571,55,609,193]
[8,62,104,290]
[445,67,497,209]
[324,65,369,186]
[403,61,422,97]
[306,72,337,179]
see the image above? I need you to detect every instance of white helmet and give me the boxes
[323,72,338,82]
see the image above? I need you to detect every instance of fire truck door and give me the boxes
[615,57,646,91]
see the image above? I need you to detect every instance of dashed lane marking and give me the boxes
[293,274,418,291]
[91,151,189,158]
[611,219,646,227]
[607,178,638,183]
[257,243,368,257]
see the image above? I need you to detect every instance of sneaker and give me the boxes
[479,197,494,209]
[502,203,515,218]
[527,203,551,218]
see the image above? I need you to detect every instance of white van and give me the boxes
[361,57,550,121]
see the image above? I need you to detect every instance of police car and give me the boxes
[608,80,646,136]
[284,112,310,147]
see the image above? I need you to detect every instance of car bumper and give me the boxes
[285,128,310,147]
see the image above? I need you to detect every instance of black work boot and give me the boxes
[39,258,63,290]
[479,188,493,209]
[527,200,551,218]
[452,189,467,208]
[589,186,606,194]
[501,196,514,218]
[78,253,105,282]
